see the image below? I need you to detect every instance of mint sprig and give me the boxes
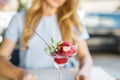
[45,38,62,55]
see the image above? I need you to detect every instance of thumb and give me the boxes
[75,75,80,80]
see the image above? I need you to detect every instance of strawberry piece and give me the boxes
[54,58,68,64]
[57,42,77,57]
[63,46,76,56]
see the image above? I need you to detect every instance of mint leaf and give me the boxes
[45,38,62,55]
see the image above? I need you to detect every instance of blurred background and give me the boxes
[0,0,120,79]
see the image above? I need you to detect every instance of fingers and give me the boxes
[33,75,37,80]
[18,70,37,80]
[75,75,79,80]
[75,75,89,80]
[23,74,37,80]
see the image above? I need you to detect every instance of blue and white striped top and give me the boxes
[5,10,89,69]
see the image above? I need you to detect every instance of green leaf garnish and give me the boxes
[45,38,62,55]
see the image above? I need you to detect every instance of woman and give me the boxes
[0,0,93,80]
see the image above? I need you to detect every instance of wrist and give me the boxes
[78,70,90,78]
[16,69,28,80]
[76,71,90,80]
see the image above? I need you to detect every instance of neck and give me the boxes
[42,2,57,16]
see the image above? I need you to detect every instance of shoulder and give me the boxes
[8,10,27,32]
[77,26,90,40]
[10,9,27,26]
[10,9,27,22]
[15,9,27,19]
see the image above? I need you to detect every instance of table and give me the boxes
[0,67,115,80]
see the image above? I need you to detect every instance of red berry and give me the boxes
[56,41,77,57]
[54,58,68,64]
[65,46,76,56]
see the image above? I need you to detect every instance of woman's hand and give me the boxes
[18,70,37,80]
[75,40,92,80]
[76,75,89,80]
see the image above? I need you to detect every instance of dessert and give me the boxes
[45,40,77,65]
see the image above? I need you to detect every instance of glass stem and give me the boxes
[59,69,62,80]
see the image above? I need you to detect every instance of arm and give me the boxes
[76,40,93,80]
[0,39,24,80]
[0,39,36,80]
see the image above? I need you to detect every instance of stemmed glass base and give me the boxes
[53,56,69,80]
[54,62,67,70]
[54,61,68,80]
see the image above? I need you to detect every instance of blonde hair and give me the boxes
[22,0,82,49]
